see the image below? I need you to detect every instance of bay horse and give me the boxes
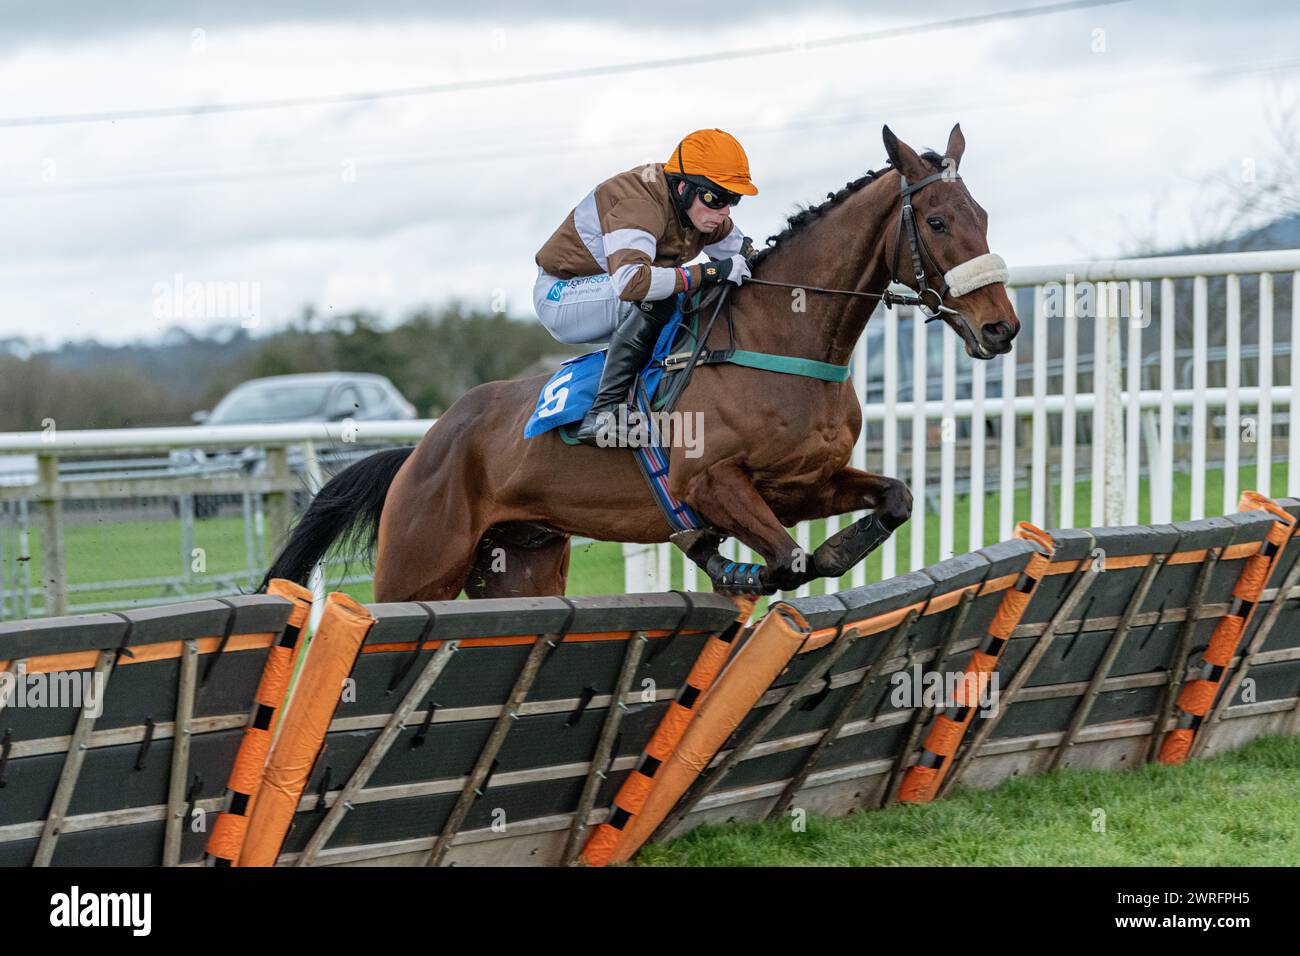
[262,124,1019,600]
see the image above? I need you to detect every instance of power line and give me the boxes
[4,49,1292,199]
[0,0,1131,129]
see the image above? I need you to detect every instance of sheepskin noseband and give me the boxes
[943,253,1009,298]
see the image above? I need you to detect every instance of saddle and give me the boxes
[526,291,708,425]
[524,288,724,533]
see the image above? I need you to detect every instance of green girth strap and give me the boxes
[725,349,852,382]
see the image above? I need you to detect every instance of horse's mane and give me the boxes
[750,150,945,268]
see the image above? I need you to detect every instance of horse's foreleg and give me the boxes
[813,467,913,524]
[685,460,812,594]
[805,468,913,578]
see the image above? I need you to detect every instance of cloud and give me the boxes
[0,0,903,49]
[0,1,1296,344]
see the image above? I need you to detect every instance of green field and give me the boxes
[6,459,1289,615]
[637,734,1300,866]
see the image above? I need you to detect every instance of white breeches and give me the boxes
[533,267,635,345]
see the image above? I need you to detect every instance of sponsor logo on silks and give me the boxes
[547,274,610,301]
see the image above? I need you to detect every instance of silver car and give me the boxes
[195,372,416,426]
[175,373,417,517]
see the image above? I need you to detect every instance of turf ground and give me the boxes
[637,734,1300,866]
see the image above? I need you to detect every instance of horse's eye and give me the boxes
[927,217,947,233]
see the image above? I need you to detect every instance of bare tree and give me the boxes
[1117,85,1300,257]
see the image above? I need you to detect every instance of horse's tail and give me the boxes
[258,446,414,591]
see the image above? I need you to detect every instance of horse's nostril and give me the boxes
[985,320,1016,343]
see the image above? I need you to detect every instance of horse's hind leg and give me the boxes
[464,523,572,598]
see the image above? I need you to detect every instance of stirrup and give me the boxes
[576,405,641,448]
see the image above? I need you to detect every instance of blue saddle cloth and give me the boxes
[524,294,704,532]
[524,297,684,439]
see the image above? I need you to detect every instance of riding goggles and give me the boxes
[694,183,742,209]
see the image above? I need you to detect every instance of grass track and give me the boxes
[636,734,1300,866]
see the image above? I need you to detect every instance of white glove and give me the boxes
[723,253,751,286]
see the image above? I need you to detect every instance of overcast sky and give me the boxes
[0,0,1296,346]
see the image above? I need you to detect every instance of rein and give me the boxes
[740,276,948,324]
[737,165,988,323]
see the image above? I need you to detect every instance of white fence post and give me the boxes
[1104,282,1125,525]
[1291,271,1300,498]
[622,542,659,593]
[1124,279,1142,525]
[302,440,327,634]
[1224,275,1241,513]
[1258,273,1274,498]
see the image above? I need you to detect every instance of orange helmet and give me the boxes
[664,129,758,196]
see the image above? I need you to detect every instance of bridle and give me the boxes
[662,165,1010,410]
[890,169,962,319]
[739,162,1008,324]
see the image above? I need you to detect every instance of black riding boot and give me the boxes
[574,297,676,448]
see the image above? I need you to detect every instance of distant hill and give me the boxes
[1232,213,1300,251]
[1159,211,1300,257]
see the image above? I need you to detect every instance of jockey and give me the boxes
[533,128,758,447]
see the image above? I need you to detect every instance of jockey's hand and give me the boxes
[700,254,752,287]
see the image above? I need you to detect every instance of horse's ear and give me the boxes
[945,123,966,170]
[882,124,926,179]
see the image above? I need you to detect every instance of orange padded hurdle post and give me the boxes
[1158,492,1295,764]
[236,592,374,866]
[592,601,811,865]
[897,522,1054,803]
[206,579,313,866]
[579,595,756,867]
